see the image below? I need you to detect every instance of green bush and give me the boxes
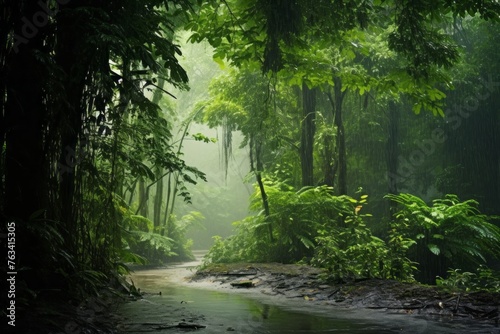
[202,215,275,265]
[202,182,417,282]
[119,201,202,265]
[386,193,500,283]
[311,194,415,282]
[436,266,500,293]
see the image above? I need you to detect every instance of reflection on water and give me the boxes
[117,254,497,334]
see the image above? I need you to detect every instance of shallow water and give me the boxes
[117,252,499,334]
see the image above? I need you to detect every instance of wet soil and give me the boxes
[190,262,500,327]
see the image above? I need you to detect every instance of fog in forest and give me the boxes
[161,38,252,249]
[180,125,252,249]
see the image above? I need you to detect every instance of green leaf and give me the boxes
[213,55,226,69]
[413,103,422,115]
[427,243,441,255]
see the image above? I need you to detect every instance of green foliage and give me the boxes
[387,221,419,281]
[313,232,391,282]
[165,211,205,261]
[130,230,175,257]
[69,269,110,299]
[202,215,273,265]
[311,194,410,282]
[263,183,334,262]
[119,200,203,264]
[386,193,500,272]
[255,183,374,263]
[202,182,416,282]
[188,0,500,80]
[117,197,173,265]
[203,183,342,264]
[202,235,247,266]
[436,266,500,293]
[192,132,217,143]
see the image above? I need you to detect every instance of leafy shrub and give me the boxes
[202,183,346,265]
[311,194,413,282]
[121,212,174,265]
[165,211,205,261]
[386,222,418,281]
[436,266,500,293]
[202,182,416,282]
[386,193,500,283]
[118,202,204,265]
[313,230,391,282]
[201,215,275,266]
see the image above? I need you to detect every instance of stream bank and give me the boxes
[114,255,500,333]
[190,262,500,328]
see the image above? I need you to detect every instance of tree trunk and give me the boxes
[153,167,164,228]
[333,77,347,195]
[55,10,90,252]
[163,118,191,237]
[323,103,336,188]
[250,136,273,242]
[139,179,149,217]
[300,82,317,187]
[151,79,165,229]
[386,101,400,215]
[163,174,172,236]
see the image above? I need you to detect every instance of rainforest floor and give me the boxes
[190,262,500,328]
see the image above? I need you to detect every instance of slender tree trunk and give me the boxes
[386,101,400,215]
[493,93,500,213]
[163,174,172,236]
[56,13,90,252]
[333,77,347,195]
[162,114,194,237]
[151,79,165,229]
[139,179,149,217]
[250,136,273,242]
[300,82,317,187]
[127,177,139,206]
[153,167,164,228]
[323,104,336,188]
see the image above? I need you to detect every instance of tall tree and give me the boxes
[300,83,317,186]
[386,101,400,214]
[332,77,348,195]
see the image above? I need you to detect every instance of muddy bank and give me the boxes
[189,262,500,327]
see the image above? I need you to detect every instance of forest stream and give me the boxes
[115,251,499,334]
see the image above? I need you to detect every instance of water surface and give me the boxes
[117,253,498,334]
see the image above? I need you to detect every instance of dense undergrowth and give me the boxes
[202,181,500,291]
